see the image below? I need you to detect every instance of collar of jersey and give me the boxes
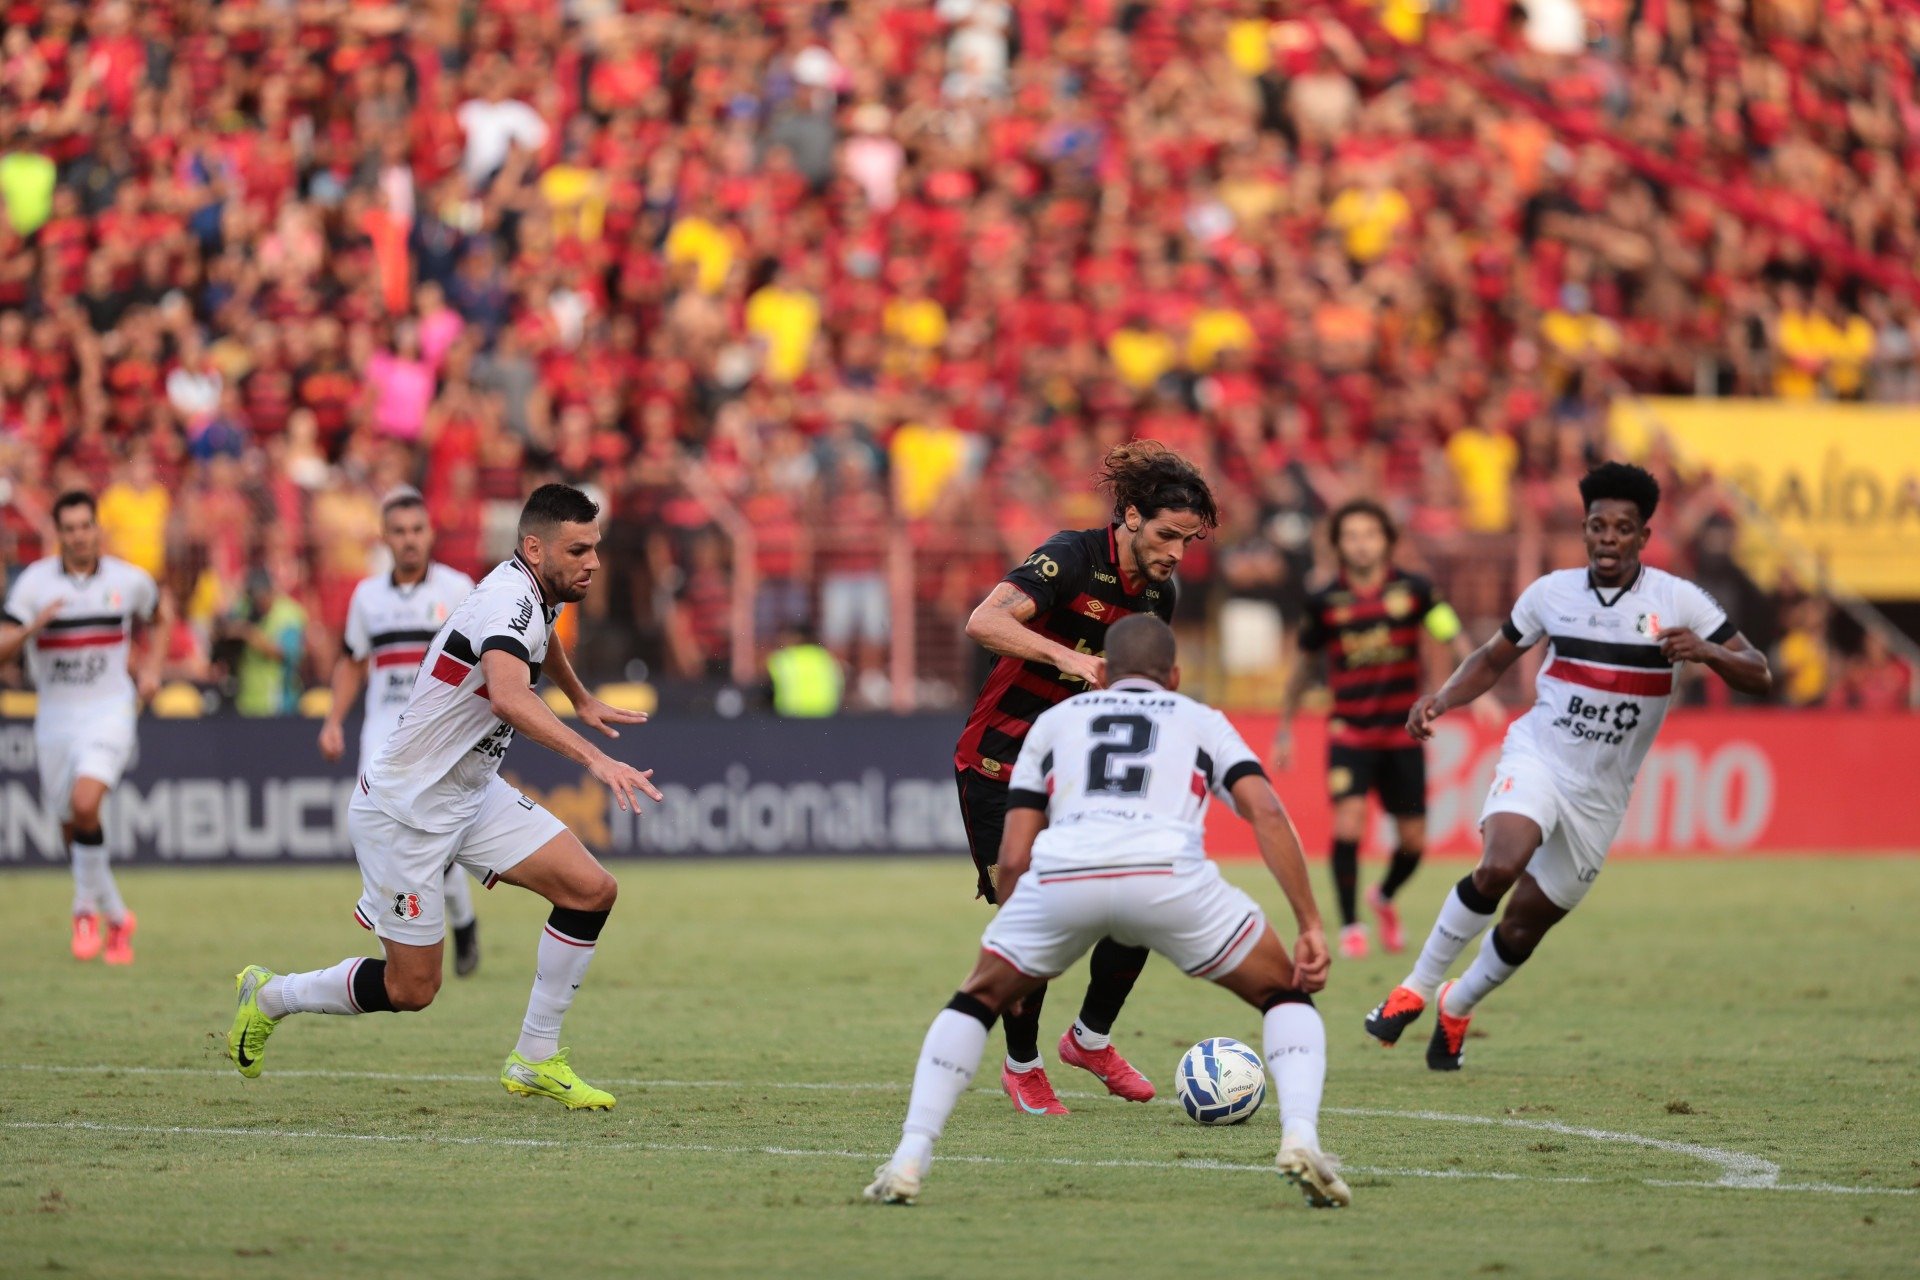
[389,564,432,594]
[1104,524,1149,597]
[510,552,558,614]
[1585,564,1644,608]
[1108,676,1165,692]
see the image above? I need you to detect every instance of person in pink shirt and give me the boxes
[365,321,435,443]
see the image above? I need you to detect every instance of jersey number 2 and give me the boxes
[1086,714,1156,795]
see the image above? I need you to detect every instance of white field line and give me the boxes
[4,1064,1912,1198]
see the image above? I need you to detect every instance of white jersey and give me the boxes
[3,555,158,727]
[342,563,475,768]
[1499,566,1733,815]
[363,554,559,833]
[1007,677,1266,872]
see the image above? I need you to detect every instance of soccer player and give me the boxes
[955,441,1216,1115]
[318,488,481,975]
[867,615,1347,1208]
[1364,463,1772,1070]
[1268,499,1480,960]
[0,491,161,964]
[228,484,663,1108]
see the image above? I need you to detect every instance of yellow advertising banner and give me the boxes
[1611,399,1920,598]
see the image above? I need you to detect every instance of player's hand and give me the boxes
[1291,926,1331,993]
[576,697,650,740]
[588,753,664,811]
[1406,693,1447,741]
[1266,728,1294,773]
[136,669,160,704]
[317,720,345,762]
[1656,626,1713,664]
[1058,650,1106,688]
[28,600,65,633]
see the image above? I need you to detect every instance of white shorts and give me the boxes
[37,719,135,822]
[348,775,567,945]
[1479,751,1621,911]
[981,859,1266,982]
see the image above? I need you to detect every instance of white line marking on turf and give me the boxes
[8,1065,1911,1198]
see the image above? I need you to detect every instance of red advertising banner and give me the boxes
[1209,712,1920,858]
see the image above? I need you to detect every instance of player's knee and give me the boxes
[946,990,1001,1028]
[387,969,441,1012]
[69,796,103,830]
[1470,858,1522,901]
[582,869,617,912]
[1259,988,1314,1011]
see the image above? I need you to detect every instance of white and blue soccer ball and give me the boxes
[1175,1036,1266,1125]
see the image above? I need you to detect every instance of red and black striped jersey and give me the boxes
[1299,570,1452,750]
[955,526,1177,783]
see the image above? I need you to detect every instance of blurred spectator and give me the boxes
[96,447,168,579]
[1838,631,1912,712]
[223,569,306,717]
[766,624,844,718]
[1772,597,1833,708]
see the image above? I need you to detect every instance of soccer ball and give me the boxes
[1175,1037,1266,1125]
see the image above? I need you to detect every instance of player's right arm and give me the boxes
[995,712,1059,905]
[1267,650,1318,772]
[964,533,1106,687]
[1228,770,1329,992]
[1408,576,1549,740]
[320,583,371,761]
[0,571,62,666]
[479,649,664,812]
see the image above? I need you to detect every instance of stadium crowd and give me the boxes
[0,0,1912,711]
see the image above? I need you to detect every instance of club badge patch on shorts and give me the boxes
[392,892,422,921]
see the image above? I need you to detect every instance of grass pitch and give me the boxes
[1,855,1916,1279]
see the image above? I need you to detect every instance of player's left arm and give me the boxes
[542,625,649,739]
[132,579,169,704]
[1658,627,1772,697]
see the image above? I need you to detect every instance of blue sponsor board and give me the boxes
[0,716,971,865]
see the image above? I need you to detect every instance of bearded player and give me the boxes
[0,491,162,964]
[228,484,663,1108]
[1269,500,1480,960]
[1364,463,1771,1070]
[955,441,1217,1114]
[319,488,481,974]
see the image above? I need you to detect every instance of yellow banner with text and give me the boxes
[1611,399,1920,598]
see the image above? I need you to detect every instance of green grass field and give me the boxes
[2,856,1917,1279]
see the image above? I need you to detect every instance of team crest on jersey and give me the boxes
[1384,587,1413,618]
[431,602,449,624]
[106,591,122,609]
[1635,612,1661,637]
[392,892,422,921]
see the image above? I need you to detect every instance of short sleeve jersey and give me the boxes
[3,555,158,724]
[362,555,557,833]
[1499,566,1734,812]
[1006,678,1266,871]
[1299,569,1455,749]
[955,527,1177,781]
[342,563,477,768]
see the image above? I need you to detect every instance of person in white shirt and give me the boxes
[318,488,480,974]
[229,485,663,1110]
[1365,463,1773,1070]
[865,615,1349,1210]
[0,491,162,965]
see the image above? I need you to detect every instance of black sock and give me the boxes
[1331,839,1360,926]
[351,959,396,1013]
[1002,980,1047,1063]
[1379,846,1422,900]
[1077,938,1148,1036]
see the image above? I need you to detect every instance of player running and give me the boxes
[228,484,663,1109]
[1269,500,1480,960]
[868,615,1346,1208]
[955,441,1216,1115]
[1363,463,1772,1070]
[0,491,162,965]
[318,488,481,975]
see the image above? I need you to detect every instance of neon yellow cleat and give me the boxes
[500,1047,615,1110]
[228,965,280,1079]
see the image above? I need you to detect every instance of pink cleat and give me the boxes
[1057,1029,1156,1102]
[1338,924,1370,960]
[71,913,102,961]
[1001,1063,1069,1115]
[103,912,137,966]
[1368,886,1404,954]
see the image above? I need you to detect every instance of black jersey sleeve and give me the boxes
[1001,529,1094,616]
[1298,586,1331,652]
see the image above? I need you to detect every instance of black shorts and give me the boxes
[1327,744,1427,817]
[955,768,1009,904]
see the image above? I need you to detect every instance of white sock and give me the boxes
[71,844,126,923]
[443,864,477,930]
[895,1009,989,1172]
[514,914,602,1061]
[1004,1054,1042,1073]
[260,957,374,1018]
[1070,1018,1110,1051]
[1444,928,1524,1017]
[1405,882,1497,1000]
[1264,1002,1326,1152]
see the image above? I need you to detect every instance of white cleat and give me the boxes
[1277,1142,1352,1209]
[863,1161,923,1205]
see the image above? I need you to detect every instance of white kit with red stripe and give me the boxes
[1497,565,1733,817]
[3,555,158,721]
[341,563,475,769]
[362,553,558,834]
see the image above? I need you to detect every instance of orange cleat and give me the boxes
[1001,1062,1069,1115]
[1427,980,1471,1071]
[1057,1029,1156,1102]
[1363,984,1427,1047]
[1367,886,1404,954]
[71,913,102,961]
[103,912,137,966]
